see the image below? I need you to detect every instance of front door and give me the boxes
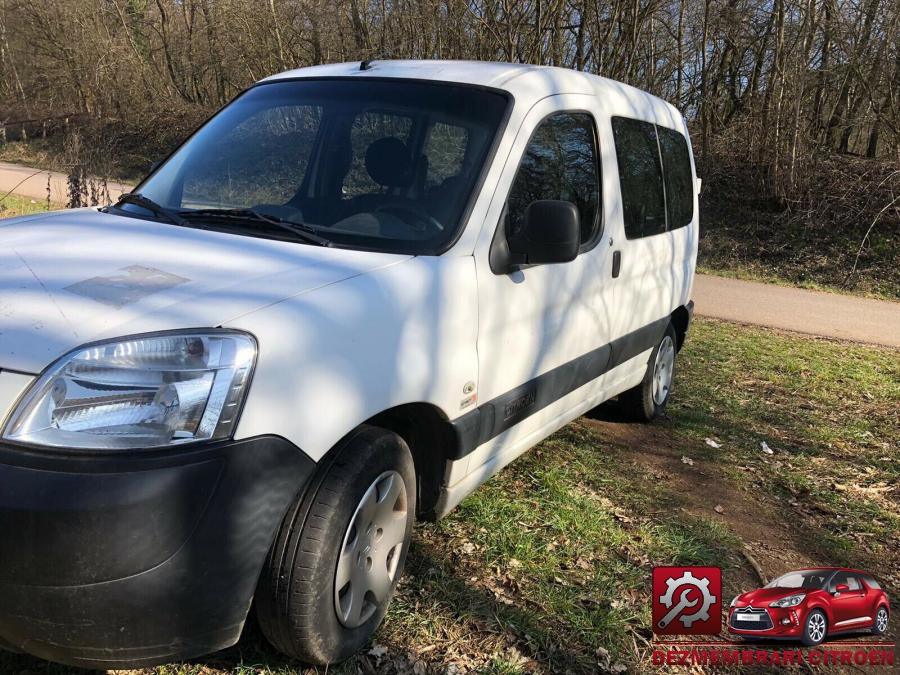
[467,95,616,472]
[829,571,870,629]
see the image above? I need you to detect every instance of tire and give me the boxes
[872,605,889,635]
[256,425,416,664]
[801,609,828,647]
[619,323,678,422]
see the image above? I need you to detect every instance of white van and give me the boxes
[0,61,697,667]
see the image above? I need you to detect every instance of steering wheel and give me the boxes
[374,203,444,233]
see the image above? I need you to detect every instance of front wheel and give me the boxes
[619,323,678,422]
[256,425,416,664]
[801,609,828,647]
[872,606,889,635]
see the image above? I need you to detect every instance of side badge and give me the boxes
[461,381,477,410]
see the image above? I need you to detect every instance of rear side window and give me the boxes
[657,126,694,229]
[506,112,601,246]
[859,573,881,590]
[611,117,666,239]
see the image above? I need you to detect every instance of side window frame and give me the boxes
[830,571,861,592]
[504,109,604,253]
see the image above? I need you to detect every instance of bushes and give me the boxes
[700,151,899,298]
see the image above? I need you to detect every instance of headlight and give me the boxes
[1,331,256,451]
[770,593,806,608]
[730,595,740,607]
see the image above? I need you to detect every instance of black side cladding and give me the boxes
[448,316,670,459]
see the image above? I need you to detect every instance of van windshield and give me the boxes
[122,79,509,254]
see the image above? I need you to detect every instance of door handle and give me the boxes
[612,250,621,278]
[859,593,865,597]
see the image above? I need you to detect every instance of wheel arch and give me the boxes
[807,601,833,628]
[365,402,456,521]
[670,304,692,351]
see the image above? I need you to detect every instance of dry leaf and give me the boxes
[681,455,695,466]
[714,504,725,514]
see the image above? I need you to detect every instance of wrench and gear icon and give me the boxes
[657,570,717,629]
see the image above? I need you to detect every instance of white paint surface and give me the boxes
[0,62,697,507]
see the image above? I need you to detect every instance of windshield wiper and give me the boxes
[111,193,191,227]
[179,208,332,247]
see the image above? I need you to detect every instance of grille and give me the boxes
[731,608,774,631]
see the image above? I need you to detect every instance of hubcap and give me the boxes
[877,609,888,631]
[334,470,408,628]
[652,335,675,405]
[809,613,826,642]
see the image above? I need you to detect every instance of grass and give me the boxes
[0,192,55,218]
[0,319,897,674]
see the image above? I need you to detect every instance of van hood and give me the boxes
[0,209,410,373]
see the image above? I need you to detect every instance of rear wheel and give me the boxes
[256,426,415,664]
[801,610,828,647]
[872,606,889,635]
[619,323,678,422]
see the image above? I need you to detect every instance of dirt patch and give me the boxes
[588,415,819,579]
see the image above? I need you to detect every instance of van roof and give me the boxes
[260,60,683,128]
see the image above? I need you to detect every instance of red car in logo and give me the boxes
[728,568,890,646]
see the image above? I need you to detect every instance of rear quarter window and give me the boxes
[657,126,694,229]
[860,573,881,590]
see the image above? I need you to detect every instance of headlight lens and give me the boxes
[731,595,740,607]
[770,593,806,608]
[1,331,256,451]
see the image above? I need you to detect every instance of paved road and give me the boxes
[0,161,897,347]
[0,161,132,205]
[693,274,900,348]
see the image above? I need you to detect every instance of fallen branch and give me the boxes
[741,547,768,586]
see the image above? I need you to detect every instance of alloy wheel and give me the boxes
[334,470,409,628]
[808,612,826,643]
[877,608,888,632]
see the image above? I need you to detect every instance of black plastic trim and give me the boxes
[0,434,317,669]
[448,316,669,459]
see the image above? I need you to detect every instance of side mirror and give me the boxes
[835,584,850,593]
[508,200,580,266]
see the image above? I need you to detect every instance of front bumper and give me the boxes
[0,435,316,668]
[727,606,805,638]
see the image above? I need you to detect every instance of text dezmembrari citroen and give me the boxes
[0,60,698,667]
